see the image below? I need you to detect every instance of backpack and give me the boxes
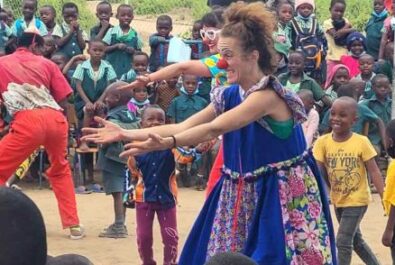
[291,18,322,73]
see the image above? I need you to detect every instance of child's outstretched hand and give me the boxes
[382,228,394,247]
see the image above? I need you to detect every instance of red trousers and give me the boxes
[0,108,79,228]
[205,144,223,198]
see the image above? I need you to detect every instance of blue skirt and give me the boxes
[178,155,337,265]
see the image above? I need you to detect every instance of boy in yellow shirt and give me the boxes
[382,119,395,262]
[313,96,384,265]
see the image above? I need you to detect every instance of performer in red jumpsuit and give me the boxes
[0,27,83,239]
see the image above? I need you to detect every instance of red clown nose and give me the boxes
[216,58,229,69]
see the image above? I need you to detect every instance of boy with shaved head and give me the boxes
[97,81,139,238]
[313,97,384,265]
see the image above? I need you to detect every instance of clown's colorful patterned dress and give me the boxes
[178,76,337,265]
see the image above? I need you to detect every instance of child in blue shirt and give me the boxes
[149,15,173,72]
[12,0,47,37]
[52,2,88,60]
[103,4,142,78]
[97,81,139,238]
[128,105,178,265]
[73,40,117,151]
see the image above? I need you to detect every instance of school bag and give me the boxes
[291,18,323,73]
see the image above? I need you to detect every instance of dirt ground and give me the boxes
[22,184,393,265]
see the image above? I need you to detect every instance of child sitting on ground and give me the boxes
[128,105,178,265]
[52,2,88,60]
[12,0,47,37]
[313,97,384,265]
[297,89,319,148]
[340,32,366,78]
[103,4,143,78]
[356,54,376,99]
[39,4,56,35]
[73,40,117,151]
[97,81,139,238]
[149,15,173,72]
[90,1,113,41]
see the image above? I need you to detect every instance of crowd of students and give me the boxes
[3,0,395,264]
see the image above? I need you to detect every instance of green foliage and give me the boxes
[3,0,96,30]
[315,0,372,32]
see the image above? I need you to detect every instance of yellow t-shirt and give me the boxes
[384,159,395,215]
[313,133,377,207]
[323,18,349,61]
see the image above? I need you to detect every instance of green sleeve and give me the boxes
[167,98,177,118]
[277,73,288,86]
[358,103,379,121]
[307,79,325,101]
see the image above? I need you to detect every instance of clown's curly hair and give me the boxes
[220,2,277,75]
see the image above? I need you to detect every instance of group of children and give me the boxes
[0,0,214,264]
[3,0,395,263]
[271,0,395,264]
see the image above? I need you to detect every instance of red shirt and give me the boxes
[340,55,360,78]
[0,48,72,102]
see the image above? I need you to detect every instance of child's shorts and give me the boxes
[102,169,126,195]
